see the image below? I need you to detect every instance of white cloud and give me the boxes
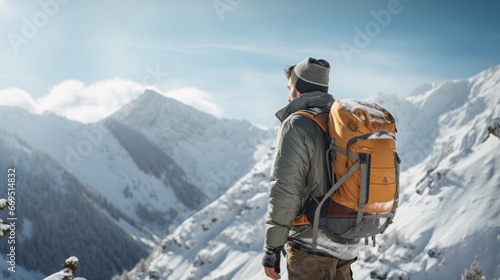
[0,88,39,113]
[0,79,225,123]
[164,87,225,117]
[37,79,145,123]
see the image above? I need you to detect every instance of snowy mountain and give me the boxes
[126,66,500,280]
[121,143,275,280]
[0,132,148,280]
[0,90,272,234]
[0,90,274,278]
[107,90,274,198]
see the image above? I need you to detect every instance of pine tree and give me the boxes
[462,256,485,280]
[61,256,79,280]
[0,198,11,237]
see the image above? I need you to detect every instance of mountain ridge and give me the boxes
[0,88,275,278]
[106,89,276,198]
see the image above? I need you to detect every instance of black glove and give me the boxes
[262,245,283,273]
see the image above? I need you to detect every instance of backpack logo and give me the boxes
[292,99,400,247]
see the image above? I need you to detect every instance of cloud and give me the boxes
[0,79,225,123]
[164,87,225,117]
[0,88,39,113]
[38,79,145,123]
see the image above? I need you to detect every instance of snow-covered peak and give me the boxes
[109,89,218,129]
[406,82,433,97]
[106,89,275,198]
[405,65,500,111]
[468,64,500,83]
[405,79,470,112]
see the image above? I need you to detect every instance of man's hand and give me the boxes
[262,245,282,279]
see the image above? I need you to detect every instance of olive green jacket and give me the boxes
[264,91,359,260]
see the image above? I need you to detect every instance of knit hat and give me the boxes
[290,57,330,93]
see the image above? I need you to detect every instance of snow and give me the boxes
[0,198,7,209]
[42,257,83,280]
[368,132,395,140]
[130,144,276,279]
[0,224,9,236]
[43,271,87,280]
[65,256,79,265]
[130,65,500,280]
[339,99,394,124]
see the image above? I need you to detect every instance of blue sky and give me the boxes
[1,0,499,126]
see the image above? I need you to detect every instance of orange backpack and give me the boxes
[292,99,400,246]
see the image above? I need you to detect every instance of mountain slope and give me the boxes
[104,118,206,210]
[0,89,275,279]
[0,132,148,280]
[128,65,500,280]
[0,106,193,236]
[0,90,274,237]
[107,90,275,198]
[122,143,274,279]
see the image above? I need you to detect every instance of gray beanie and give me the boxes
[290,57,330,93]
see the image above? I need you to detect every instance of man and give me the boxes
[262,57,358,280]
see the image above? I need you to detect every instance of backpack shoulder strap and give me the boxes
[292,108,329,132]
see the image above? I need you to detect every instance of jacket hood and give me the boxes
[275,91,335,122]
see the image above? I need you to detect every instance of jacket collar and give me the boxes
[275,91,335,122]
